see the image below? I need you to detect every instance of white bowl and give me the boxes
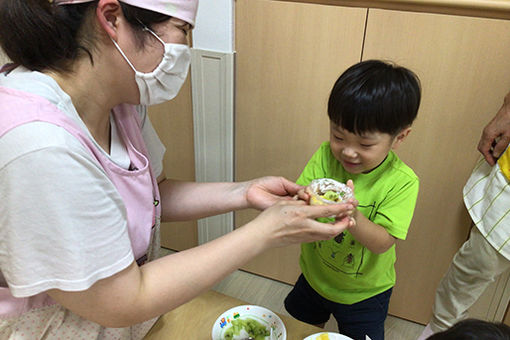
[211,305,287,340]
[303,332,355,340]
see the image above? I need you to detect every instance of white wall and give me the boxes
[191,1,236,244]
[193,0,234,53]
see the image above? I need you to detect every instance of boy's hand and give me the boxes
[341,179,358,225]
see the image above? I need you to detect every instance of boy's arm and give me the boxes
[349,211,396,254]
[349,174,419,254]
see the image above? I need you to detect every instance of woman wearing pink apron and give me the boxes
[0,0,355,338]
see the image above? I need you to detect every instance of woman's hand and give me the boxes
[248,199,356,248]
[244,176,304,210]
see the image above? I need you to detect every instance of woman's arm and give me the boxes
[47,199,355,328]
[158,176,303,222]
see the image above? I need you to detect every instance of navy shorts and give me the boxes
[284,274,392,340]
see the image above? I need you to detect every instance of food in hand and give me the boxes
[309,178,353,206]
[223,318,270,340]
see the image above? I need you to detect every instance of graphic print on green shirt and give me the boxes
[298,142,419,304]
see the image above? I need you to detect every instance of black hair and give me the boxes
[427,319,510,340]
[0,0,170,73]
[120,3,171,48]
[328,60,421,136]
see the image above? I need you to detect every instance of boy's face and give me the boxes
[329,122,411,174]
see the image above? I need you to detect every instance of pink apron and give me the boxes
[0,85,162,320]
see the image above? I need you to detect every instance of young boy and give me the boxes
[284,60,421,340]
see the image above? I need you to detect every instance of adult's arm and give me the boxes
[157,176,304,222]
[47,199,355,328]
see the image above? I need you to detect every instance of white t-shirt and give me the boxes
[0,67,166,297]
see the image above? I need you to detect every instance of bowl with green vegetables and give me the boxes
[211,305,286,340]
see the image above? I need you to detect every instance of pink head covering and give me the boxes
[54,0,199,27]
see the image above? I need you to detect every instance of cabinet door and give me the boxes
[235,0,367,283]
[362,9,510,323]
[148,76,198,251]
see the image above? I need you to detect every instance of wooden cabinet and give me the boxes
[235,0,368,282]
[235,0,510,324]
[362,8,510,323]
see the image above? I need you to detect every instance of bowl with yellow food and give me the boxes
[308,178,353,206]
[303,332,355,340]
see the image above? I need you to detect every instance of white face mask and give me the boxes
[112,26,191,106]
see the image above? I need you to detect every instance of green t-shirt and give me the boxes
[298,142,419,304]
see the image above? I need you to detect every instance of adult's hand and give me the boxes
[244,176,304,210]
[478,91,510,165]
[249,199,356,248]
